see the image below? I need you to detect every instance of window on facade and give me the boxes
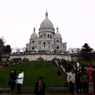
[57,46,59,49]
[32,47,34,50]
[57,40,59,42]
[44,34,46,36]
[48,34,49,38]
[43,42,46,47]
[50,35,52,38]
[32,41,35,43]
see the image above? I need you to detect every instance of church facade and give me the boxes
[26,12,67,54]
[10,12,71,61]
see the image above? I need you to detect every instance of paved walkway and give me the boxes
[0,93,64,95]
[0,94,92,95]
[0,93,90,95]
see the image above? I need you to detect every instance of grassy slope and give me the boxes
[0,61,67,93]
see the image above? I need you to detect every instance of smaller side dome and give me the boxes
[30,28,38,39]
[54,27,62,39]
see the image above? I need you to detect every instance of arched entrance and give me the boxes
[36,57,44,61]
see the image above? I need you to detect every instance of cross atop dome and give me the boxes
[33,27,35,32]
[45,11,48,18]
[56,27,59,32]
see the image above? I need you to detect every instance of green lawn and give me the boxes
[0,61,67,93]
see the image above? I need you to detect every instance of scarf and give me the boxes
[38,81,42,93]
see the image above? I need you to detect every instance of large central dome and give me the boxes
[40,18,54,28]
[40,11,54,28]
[39,11,55,33]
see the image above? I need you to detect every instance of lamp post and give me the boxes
[77,48,80,61]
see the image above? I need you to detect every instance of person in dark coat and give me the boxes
[8,70,17,95]
[35,76,46,95]
[80,69,89,94]
[75,71,82,94]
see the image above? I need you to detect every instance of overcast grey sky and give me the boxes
[0,0,95,51]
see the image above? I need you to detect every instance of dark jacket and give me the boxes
[75,74,82,89]
[8,71,16,85]
[80,73,89,82]
[35,81,46,95]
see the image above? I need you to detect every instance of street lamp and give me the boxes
[77,48,80,61]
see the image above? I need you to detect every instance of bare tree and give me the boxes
[68,48,81,61]
[0,37,5,61]
[15,47,21,52]
[22,47,26,53]
[68,48,79,53]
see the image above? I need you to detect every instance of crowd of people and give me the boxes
[5,59,95,95]
[0,58,21,69]
[57,59,95,94]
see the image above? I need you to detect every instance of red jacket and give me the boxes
[89,76,93,83]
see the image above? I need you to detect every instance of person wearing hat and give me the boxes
[35,76,46,95]
[16,69,24,95]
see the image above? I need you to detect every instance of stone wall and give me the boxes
[10,53,71,61]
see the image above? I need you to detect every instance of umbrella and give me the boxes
[86,68,95,73]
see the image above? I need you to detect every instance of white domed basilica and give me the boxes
[10,12,71,61]
[26,12,67,54]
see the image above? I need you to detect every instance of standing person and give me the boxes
[75,71,82,94]
[80,69,89,94]
[88,73,93,94]
[16,69,24,95]
[92,70,95,93]
[35,76,46,95]
[8,70,16,95]
[67,69,75,94]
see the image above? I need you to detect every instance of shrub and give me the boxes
[57,70,61,76]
